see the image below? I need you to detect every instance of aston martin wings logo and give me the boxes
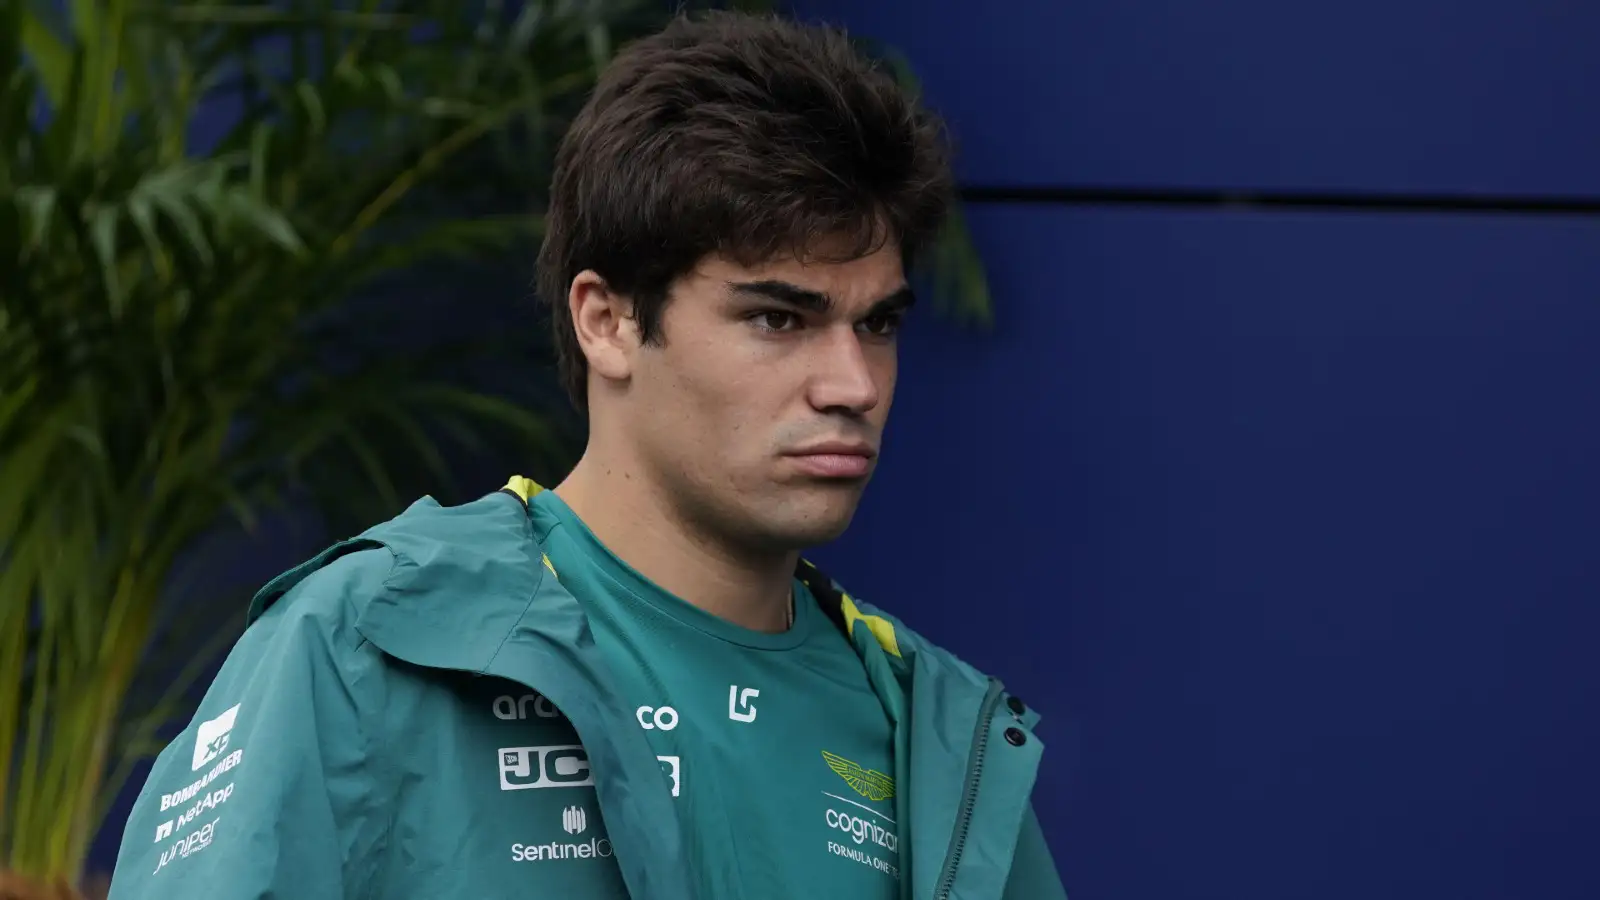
[821,750,895,802]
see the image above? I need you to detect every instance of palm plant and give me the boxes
[0,0,617,882]
[0,0,992,888]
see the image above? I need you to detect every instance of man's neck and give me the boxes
[553,454,797,633]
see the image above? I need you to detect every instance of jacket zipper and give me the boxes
[933,679,1004,900]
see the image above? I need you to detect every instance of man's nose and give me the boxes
[806,329,881,414]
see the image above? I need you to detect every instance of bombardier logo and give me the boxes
[499,746,593,791]
[161,749,242,811]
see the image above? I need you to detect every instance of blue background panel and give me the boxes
[810,204,1600,900]
[791,1,1600,197]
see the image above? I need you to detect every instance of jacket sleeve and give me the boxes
[1002,803,1068,900]
[107,551,391,900]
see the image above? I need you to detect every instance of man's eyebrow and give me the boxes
[728,280,833,313]
[869,286,917,315]
[727,280,917,316]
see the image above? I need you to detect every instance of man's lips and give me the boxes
[783,442,876,478]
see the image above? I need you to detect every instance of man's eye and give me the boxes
[751,310,799,332]
[860,313,903,337]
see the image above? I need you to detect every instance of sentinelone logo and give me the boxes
[511,806,613,863]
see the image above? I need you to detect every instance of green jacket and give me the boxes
[109,484,1066,899]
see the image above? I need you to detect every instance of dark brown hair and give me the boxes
[536,11,954,409]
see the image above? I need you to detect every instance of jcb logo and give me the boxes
[498,745,593,791]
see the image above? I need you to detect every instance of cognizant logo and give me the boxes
[825,809,898,853]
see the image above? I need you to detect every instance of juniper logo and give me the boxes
[562,806,587,835]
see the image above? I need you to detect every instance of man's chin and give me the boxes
[729,481,868,549]
[774,503,862,549]
[788,520,854,550]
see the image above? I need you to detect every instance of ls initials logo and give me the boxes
[728,685,759,723]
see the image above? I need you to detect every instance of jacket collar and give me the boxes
[244,482,904,671]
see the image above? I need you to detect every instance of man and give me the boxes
[108,12,1065,899]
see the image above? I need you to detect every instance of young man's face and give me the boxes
[606,241,910,552]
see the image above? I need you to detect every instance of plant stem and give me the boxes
[12,602,55,874]
[0,584,28,849]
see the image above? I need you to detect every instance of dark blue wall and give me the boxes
[791,2,1600,899]
[795,0,1600,197]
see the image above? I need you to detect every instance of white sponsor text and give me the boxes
[511,837,613,862]
[635,705,679,730]
[152,817,220,876]
[499,745,593,791]
[493,694,560,720]
[161,749,242,811]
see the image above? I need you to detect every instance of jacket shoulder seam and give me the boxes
[480,547,550,675]
[480,501,545,675]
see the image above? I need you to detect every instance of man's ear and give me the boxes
[568,270,638,384]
